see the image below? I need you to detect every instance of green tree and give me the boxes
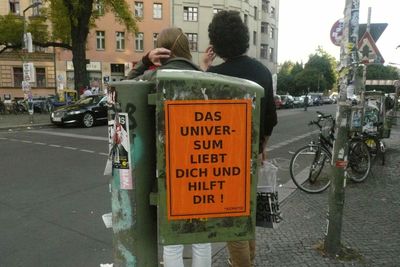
[365,64,400,93]
[277,48,337,96]
[0,0,137,92]
[277,61,304,95]
[302,47,337,93]
[366,64,399,79]
[277,61,295,95]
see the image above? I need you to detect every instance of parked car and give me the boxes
[50,95,107,127]
[280,95,295,108]
[330,93,338,103]
[293,96,304,108]
[274,95,283,109]
[322,96,333,104]
[309,93,323,106]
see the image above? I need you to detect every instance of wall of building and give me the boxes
[1,0,279,100]
[57,0,171,90]
[171,0,279,74]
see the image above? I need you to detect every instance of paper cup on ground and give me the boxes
[102,213,112,228]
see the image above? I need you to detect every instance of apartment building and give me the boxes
[0,0,278,99]
[172,0,279,74]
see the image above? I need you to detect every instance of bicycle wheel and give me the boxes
[290,145,332,193]
[347,140,371,183]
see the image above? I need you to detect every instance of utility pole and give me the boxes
[324,0,359,256]
[22,1,42,123]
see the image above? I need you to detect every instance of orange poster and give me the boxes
[164,99,252,220]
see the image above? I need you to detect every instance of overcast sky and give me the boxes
[278,0,400,66]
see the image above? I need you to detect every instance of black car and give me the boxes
[50,95,107,127]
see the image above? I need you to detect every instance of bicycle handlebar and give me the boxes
[316,111,333,119]
[309,111,335,129]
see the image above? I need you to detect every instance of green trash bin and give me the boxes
[151,70,264,245]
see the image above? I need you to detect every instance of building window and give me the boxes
[153,3,162,19]
[110,64,125,81]
[116,32,125,50]
[253,31,257,45]
[94,0,104,16]
[260,44,268,59]
[111,64,124,73]
[270,6,275,16]
[183,7,198,21]
[254,7,258,20]
[153,33,158,48]
[135,32,144,51]
[186,33,198,52]
[213,8,222,14]
[269,47,274,61]
[32,0,41,16]
[244,14,248,25]
[262,0,269,12]
[269,27,274,39]
[36,68,46,87]
[96,31,105,50]
[9,0,20,14]
[13,67,23,87]
[261,22,268,34]
[135,2,143,18]
[33,45,46,52]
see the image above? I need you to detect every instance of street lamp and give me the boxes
[23,1,42,50]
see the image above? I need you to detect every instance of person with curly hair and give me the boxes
[201,10,278,267]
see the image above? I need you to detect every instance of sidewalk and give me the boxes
[0,113,52,130]
[211,123,400,266]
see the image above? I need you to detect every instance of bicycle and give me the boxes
[289,111,371,193]
[364,132,385,165]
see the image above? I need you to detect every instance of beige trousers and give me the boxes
[227,240,256,267]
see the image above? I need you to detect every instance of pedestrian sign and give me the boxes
[358,31,385,64]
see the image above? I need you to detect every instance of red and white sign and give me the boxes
[330,19,344,46]
[358,31,385,64]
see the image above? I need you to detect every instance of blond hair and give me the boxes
[156,27,192,60]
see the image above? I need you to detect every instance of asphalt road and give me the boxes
[0,103,337,266]
[0,124,112,266]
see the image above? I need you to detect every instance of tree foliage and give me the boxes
[277,47,338,96]
[0,0,137,91]
[366,64,399,80]
[365,64,400,93]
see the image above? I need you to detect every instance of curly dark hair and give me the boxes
[208,10,249,59]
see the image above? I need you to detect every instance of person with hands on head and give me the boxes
[201,10,278,267]
[127,27,211,267]
[127,27,201,81]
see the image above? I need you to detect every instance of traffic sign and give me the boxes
[330,19,344,46]
[358,31,385,64]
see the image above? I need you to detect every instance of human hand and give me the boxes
[148,48,171,66]
[200,45,216,71]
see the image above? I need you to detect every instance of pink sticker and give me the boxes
[120,169,133,190]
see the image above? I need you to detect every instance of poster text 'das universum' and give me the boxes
[164,99,252,220]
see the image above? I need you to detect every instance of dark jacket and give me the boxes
[207,55,278,149]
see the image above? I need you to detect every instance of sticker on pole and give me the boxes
[164,99,252,220]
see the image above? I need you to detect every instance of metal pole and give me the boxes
[22,1,42,123]
[324,0,359,256]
